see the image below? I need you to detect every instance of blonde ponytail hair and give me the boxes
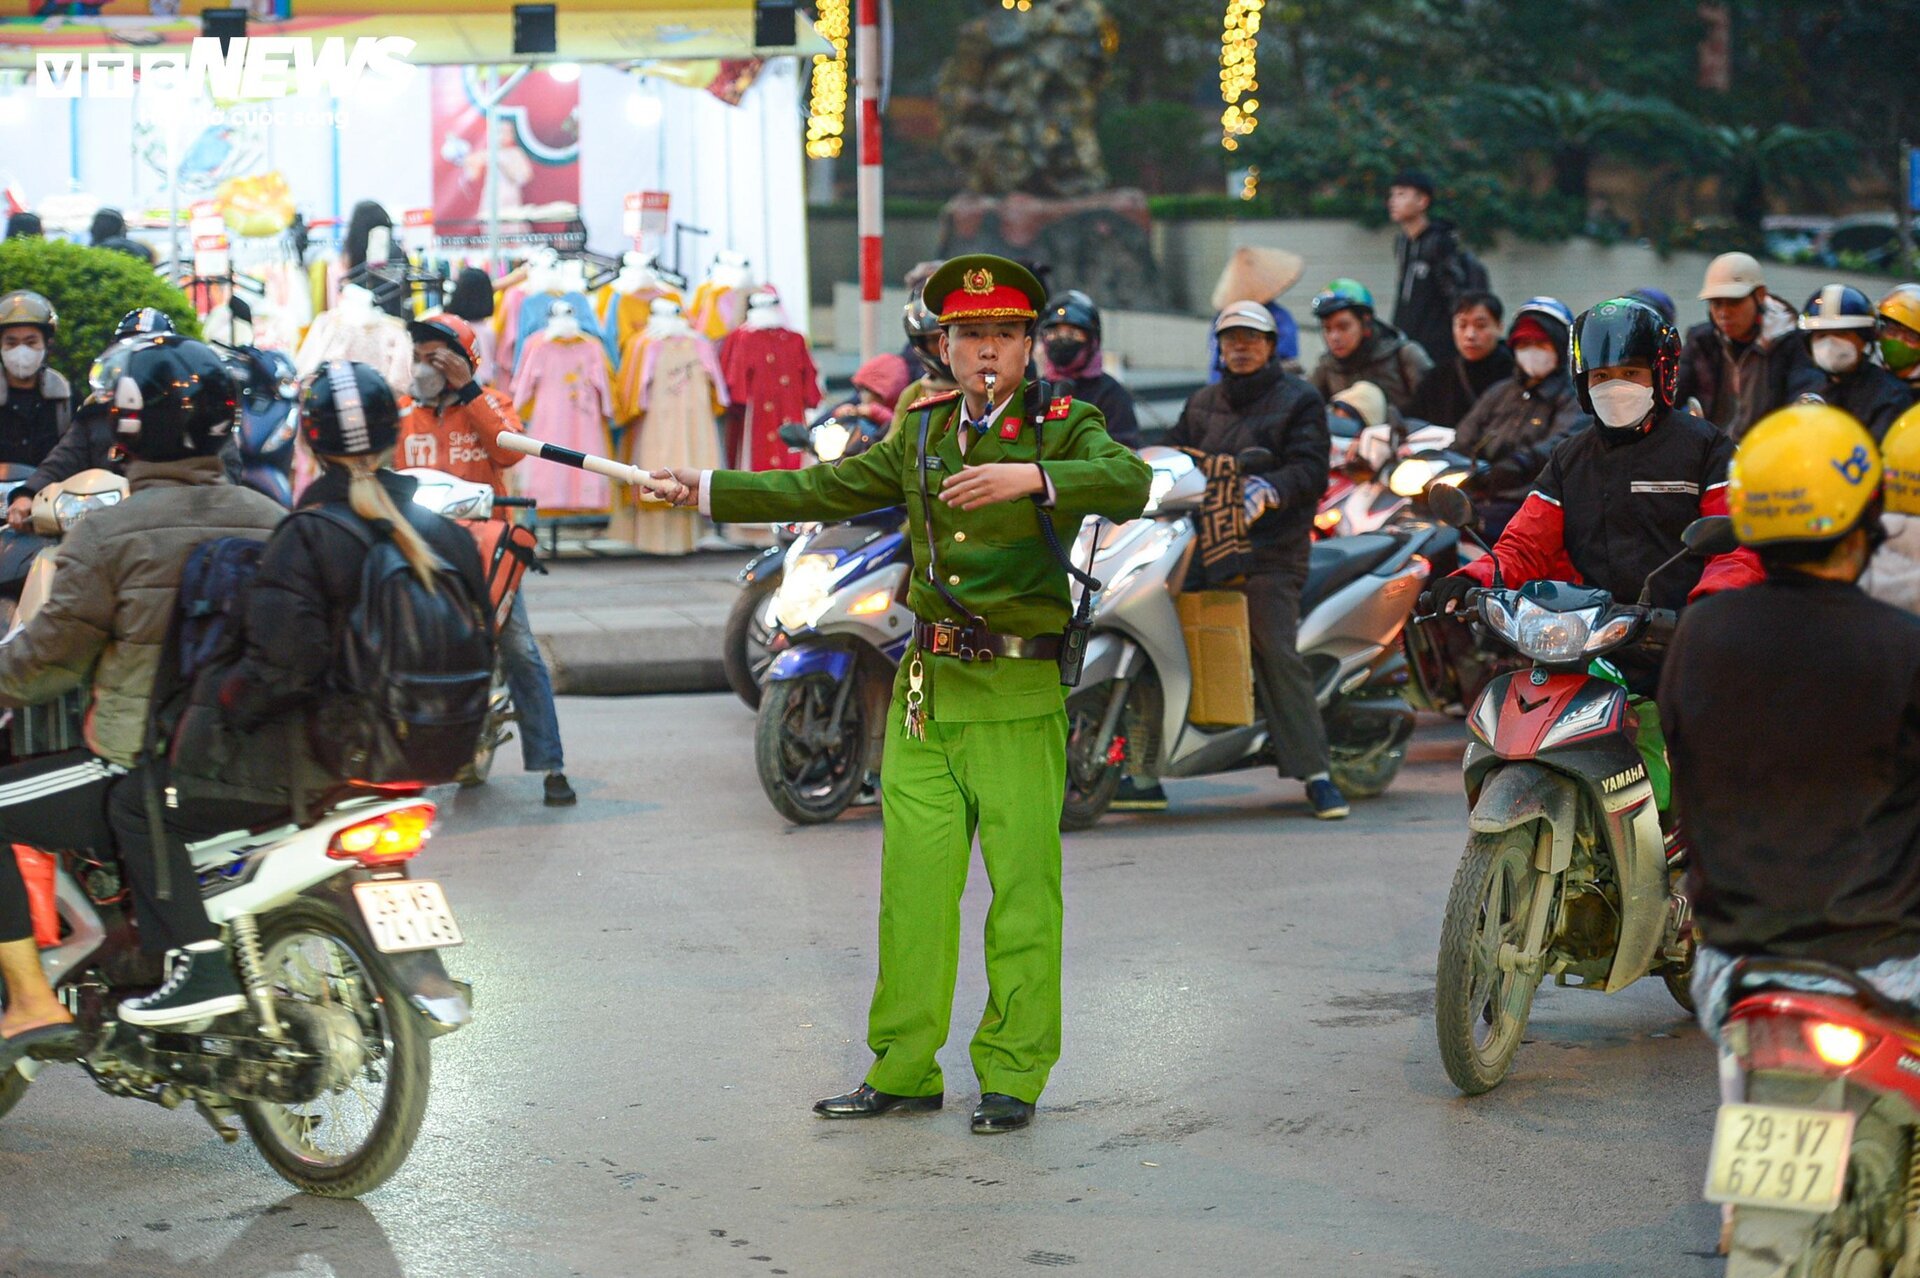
[321,448,438,586]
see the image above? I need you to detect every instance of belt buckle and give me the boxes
[930,622,956,655]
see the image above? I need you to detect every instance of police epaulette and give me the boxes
[907,389,962,411]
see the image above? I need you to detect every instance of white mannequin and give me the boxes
[522,257,561,298]
[743,289,784,330]
[707,250,751,291]
[646,296,691,339]
[365,225,392,267]
[545,300,582,341]
[339,282,378,325]
[613,252,661,296]
[556,258,588,297]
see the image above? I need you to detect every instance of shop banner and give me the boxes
[430,66,580,238]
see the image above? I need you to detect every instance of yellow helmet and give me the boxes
[1879,283,1920,332]
[1884,402,1920,516]
[1728,404,1881,546]
[1879,284,1920,374]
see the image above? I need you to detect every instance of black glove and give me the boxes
[1422,574,1478,617]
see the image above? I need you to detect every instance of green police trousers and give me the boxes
[863,700,1068,1105]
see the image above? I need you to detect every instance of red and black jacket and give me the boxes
[1460,407,1762,691]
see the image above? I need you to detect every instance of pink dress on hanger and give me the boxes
[511,331,617,515]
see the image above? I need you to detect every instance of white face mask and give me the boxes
[1514,346,1557,380]
[1589,379,1655,430]
[1812,334,1862,376]
[410,363,447,401]
[2,346,44,381]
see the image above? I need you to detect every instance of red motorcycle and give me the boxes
[1425,485,1736,1093]
[1709,958,1920,1276]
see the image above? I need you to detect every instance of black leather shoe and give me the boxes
[971,1093,1035,1133]
[812,1083,942,1119]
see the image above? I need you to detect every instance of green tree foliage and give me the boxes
[0,239,201,390]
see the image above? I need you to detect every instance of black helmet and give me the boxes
[301,360,399,457]
[114,307,176,340]
[1038,289,1101,340]
[1568,297,1681,417]
[902,300,953,382]
[86,335,236,462]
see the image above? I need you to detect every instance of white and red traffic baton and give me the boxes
[495,432,677,501]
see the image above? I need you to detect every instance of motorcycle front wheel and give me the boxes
[239,899,431,1199]
[723,576,780,710]
[755,670,868,824]
[1060,682,1130,832]
[1435,823,1552,1095]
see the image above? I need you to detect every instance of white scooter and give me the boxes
[1062,446,1444,828]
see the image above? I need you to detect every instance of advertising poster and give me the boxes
[430,66,580,235]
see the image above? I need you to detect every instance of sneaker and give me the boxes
[544,772,578,807]
[1110,777,1169,812]
[1305,778,1350,820]
[118,942,248,1028]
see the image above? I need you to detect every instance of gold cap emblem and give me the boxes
[963,267,995,295]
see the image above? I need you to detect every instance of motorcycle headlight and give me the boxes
[1386,457,1441,499]
[54,489,123,530]
[811,421,852,463]
[1506,599,1601,664]
[773,552,845,632]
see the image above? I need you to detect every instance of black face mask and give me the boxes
[1044,338,1087,369]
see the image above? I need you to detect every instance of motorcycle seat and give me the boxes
[1302,534,1401,612]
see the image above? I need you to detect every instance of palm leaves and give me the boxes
[1684,123,1857,234]
[1473,86,1695,201]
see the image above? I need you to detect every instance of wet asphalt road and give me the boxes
[0,696,1723,1278]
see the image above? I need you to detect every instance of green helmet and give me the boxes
[1311,278,1374,320]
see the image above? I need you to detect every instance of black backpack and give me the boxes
[305,504,494,785]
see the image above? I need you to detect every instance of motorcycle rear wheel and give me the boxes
[1435,824,1551,1095]
[723,575,780,711]
[0,1061,28,1121]
[238,899,431,1199]
[1329,740,1409,799]
[755,671,868,825]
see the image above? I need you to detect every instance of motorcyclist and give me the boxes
[1879,284,1920,400]
[1037,290,1142,448]
[397,312,575,807]
[826,353,914,441]
[5,310,175,531]
[1406,291,1513,429]
[0,291,71,474]
[0,335,284,1048]
[1675,253,1822,439]
[1801,284,1914,440]
[1307,278,1432,413]
[1427,297,1762,808]
[1452,297,1584,539]
[168,360,490,830]
[897,299,958,421]
[1660,404,1920,1039]
[1165,300,1346,819]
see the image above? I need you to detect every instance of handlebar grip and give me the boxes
[494,495,538,508]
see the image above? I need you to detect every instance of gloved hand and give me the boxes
[1421,574,1478,617]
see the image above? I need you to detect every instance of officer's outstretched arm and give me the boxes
[1036,407,1153,524]
[708,412,911,525]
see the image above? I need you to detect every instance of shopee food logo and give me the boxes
[35,37,416,99]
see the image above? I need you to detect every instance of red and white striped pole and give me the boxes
[855,0,882,361]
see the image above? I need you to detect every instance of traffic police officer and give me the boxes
[654,254,1150,1132]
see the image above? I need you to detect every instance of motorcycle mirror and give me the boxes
[229,295,252,326]
[1682,515,1739,558]
[776,421,811,449]
[1236,446,1275,474]
[1427,483,1477,531]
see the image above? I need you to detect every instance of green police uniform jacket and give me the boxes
[710,381,1152,723]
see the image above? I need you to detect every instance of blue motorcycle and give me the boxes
[218,296,300,506]
[752,511,911,824]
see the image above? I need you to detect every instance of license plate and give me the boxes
[353,880,464,954]
[1704,1102,1855,1213]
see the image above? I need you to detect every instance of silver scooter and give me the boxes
[1062,446,1441,828]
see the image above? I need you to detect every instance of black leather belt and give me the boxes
[913,620,1063,663]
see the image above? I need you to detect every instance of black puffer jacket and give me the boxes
[15,407,117,501]
[1393,218,1470,364]
[173,468,488,812]
[1166,361,1330,573]
[1408,343,1514,429]
[1059,372,1141,448]
[1819,360,1916,442]
[1452,369,1584,503]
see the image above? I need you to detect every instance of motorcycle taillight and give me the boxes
[1736,1012,1881,1074]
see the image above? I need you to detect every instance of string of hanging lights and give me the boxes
[1219,0,1263,152]
[806,0,851,160]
